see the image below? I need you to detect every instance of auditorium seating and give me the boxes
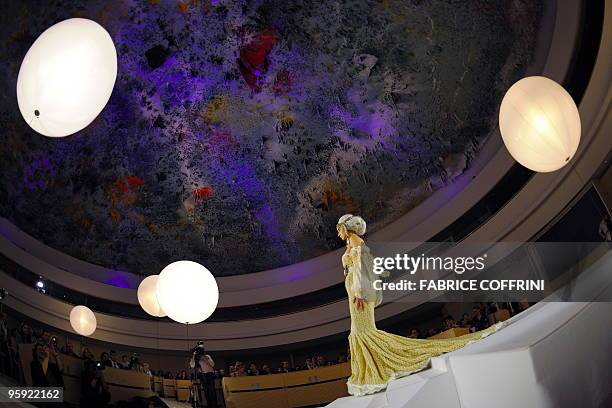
[176,379,192,402]
[223,363,351,408]
[104,366,154,404]
[19,344,154,404]
[428,327,470,339]
[153,375,163,394]
[163,378,177,398]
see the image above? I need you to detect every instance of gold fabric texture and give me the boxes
[344,250,503,396]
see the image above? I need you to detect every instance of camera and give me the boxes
[192,341,206,357]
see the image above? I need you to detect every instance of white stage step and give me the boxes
[325,251,612,408]
[326,392,388,408]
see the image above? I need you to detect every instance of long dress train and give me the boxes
[343,244,503,396]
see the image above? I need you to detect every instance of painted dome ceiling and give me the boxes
[0,0,541,276]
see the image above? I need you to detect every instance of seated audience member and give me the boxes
[120,354,130,369]
[260,365,271,375]
[315,355,326,367]
[37,330,52,346]
[81,347,94,361]
[470,305,489,332]
[443,315,456,330]
[305,358,317,370]
[31,343,64,387]
[408,328,421,339]
[459,313,471,328]
[177,369,188,380]
[337,353,348,364]
[60,341,79,358]
[247,362,260,376]
[100,352,111,367]
[129,355,143,371]
[426,328,439,337]
[278,361,292,373]
[17,323,34,344]
[218,368,227,377]
[108,350,120,368]
[164,370,174,379]
[233,361,247,377]
[81,359,111,408]
[142,362,153,376]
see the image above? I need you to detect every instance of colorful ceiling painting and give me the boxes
[0,0,541,275]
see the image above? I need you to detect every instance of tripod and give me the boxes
[186,326,214,407]
[190,353,201,408]
[186,323,202,408]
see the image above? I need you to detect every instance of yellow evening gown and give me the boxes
[343,244,504,396]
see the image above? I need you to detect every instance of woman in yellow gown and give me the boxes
[336,214,503,396]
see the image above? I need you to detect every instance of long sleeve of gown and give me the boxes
[349,247,364,299]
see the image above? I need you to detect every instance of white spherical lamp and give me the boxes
[17,18,117,137]
[137,275,166,317]
[499,76,581,173]
[156,261,219,325]
[69,305,97,336]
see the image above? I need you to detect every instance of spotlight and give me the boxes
[36,278,46,294]
[0,288,7,301]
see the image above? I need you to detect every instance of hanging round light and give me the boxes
[499,76,581,173]
[137,275,166,318]
[156,261,219,325]
[69,305,97,336]
[16,18,117,137]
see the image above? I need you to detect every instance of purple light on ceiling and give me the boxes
[105,274,132,289]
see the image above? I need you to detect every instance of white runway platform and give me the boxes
[325,251,612,408]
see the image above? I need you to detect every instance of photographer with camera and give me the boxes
[81,359,111,408]
[189,342,217,407]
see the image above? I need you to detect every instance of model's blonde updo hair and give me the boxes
[337,214,367,236]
